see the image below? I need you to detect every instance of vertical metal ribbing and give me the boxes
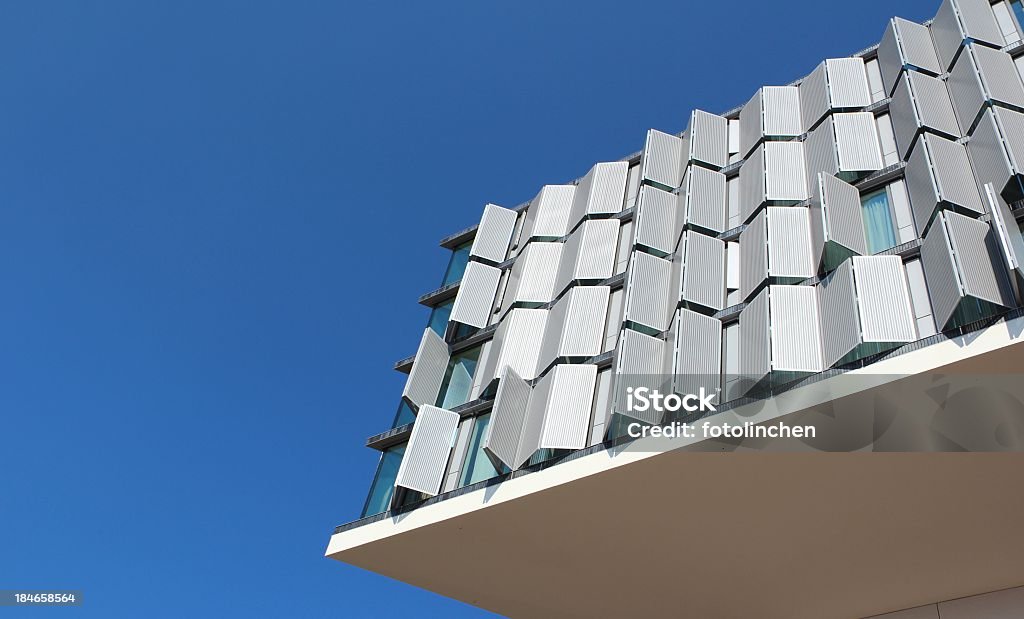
[634,185,682,256]
[394,405,460,496]
[402,328,451,408]
[944,210,1015,310]
[920,212,963,330]
[469,203,518,264]
[612,329,669,425]
[482,366,532,471]
[852,256,919,345]
[521,185,577,241]
[687,110,729,169]
[740,208,768,301]
[539,364,598,451]
[738,287,770,389]
[766,207,815,281]
[817,260,860,368]
[503,242,564,310]
[623,251,674,333]
[680,231,726,312]
[672,308,722,402]
[768,285,824,373]
[640,129,685,191]
[450,261,502,328]
[683,165,727,234]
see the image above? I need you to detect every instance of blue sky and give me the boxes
[0,1,937,617]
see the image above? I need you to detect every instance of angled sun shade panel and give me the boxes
[739,208,769,301]
[554,219,619,296]
[739,142,809,223]
[483,366,532,471]
[640,129,685,191]
[738,86,803,157]
[469,204,518,264]
[967,105,1024,199]
[623,251,674,333]
[479,308,549,386]
[569,162,630,227]
[538,364,598,451]
[877,17,943,96]
[767,207,815,281]
[769,285,824,374]
[818,256,917,368]
[679,231,726,312]
[539,286,610,371]
[888,71,961,160]
[502,242,564,309]
[905,133,985,236]
[799,58,872,128]
[672,308,722,404]
[613,329,670,425]
[682,165,727,234]
[986,183,1024,279]
[450,261,502,328]
[634,185,683,257]
[686,110,729,169]
[394,405,459,496]
[930,0,1005,72]
[805,114,883,189]
[947,44,1024,134]
[521,185,577,241]
[402,328,451,408]
[921,210,1015,329]
[809,173,867,273]
[738,288,771,389]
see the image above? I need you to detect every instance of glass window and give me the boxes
[1011,1,1024,34]
[458,413,506,487]
[861,189,899,254]
[435,347,481,409]
[427,299,453,336]
[391,400,416,428]
[361,443,406,517]
[441,241,473,286]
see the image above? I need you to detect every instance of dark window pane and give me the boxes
[361,444,406,517]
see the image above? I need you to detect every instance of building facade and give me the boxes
[329,1,1024,616]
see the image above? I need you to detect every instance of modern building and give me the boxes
[327,0,1024,616]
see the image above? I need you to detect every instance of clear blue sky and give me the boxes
[0,1,937,617]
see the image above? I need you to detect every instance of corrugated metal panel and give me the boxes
[402,328,450,408]
[817,259,860,368]
[876,19,904,97]
[522,185,576,240]
[762,86,803,140]
[480,308,549,384]
[974,44,1024,116]
[765,141,808,202]
[539,364,598,451]
[569,162,629,227]
[907,134,984,234]
[469,204,518,264]
[898,16,942,78]
[672,308,722,400]
[820,172,867,262]
[833,112,885,174]
[739,143,767,223]
[931,0,1005,71]
[740,208,768,300]
[827,58,872,110]
[946,44,986,132]
[890,71,961,160]
[804,115,837,194]
[799,62,830,130]
[945,210,1015,308]
[767,207,815,280]
[929,132,985,216]
[483,366,531,471]
[634,185,682,256]
[853,255,918,344]
[920,212,964,329]
[540,286,610,369]
[967,109,1015,201]
[687,109,729,169]
[683,165,727,233]
[988,184,1024,274]
[738,89,765,158]
[640,129,684,191]
[450,261,501,328]
[394,405,459,496]
[680,231,726,311]
[769,285,824,373]
[503,242,563,308]
[518,375,547,469]
[612,329,669,425]
[738,287,770,387]
[931,0,968,71]
[996,106,1024,173]
[623,251,674,333]
[555,219,619,295]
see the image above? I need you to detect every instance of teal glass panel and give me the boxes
[361,444,406,517]
[458,413,506,487]
[1012,1,1024,31]
[861,189,898,254]
[427,299,454,335]
[441,242,473,286]
[391,400,416,428]
[435,347,481,409]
